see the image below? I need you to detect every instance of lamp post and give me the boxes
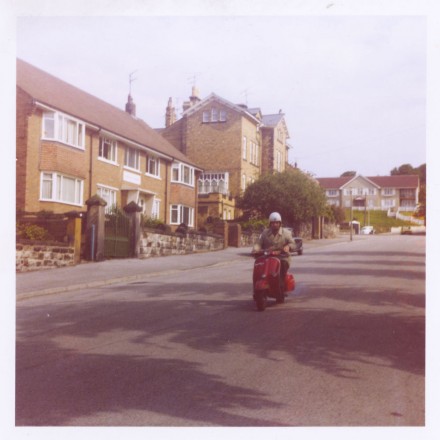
[350,188,353,241]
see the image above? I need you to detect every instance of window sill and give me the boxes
[39,199,83,207]
[145,173,162,180]
[98,157,119,166]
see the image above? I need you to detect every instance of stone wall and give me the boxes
[16,242,75,272]
[139,229,224,258]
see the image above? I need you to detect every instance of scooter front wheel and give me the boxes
[254,291,267,311]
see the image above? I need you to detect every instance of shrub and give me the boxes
[19,224,51,241]
[143,216,165,229]
[241,218,267,233]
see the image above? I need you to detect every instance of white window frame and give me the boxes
[242,174,247,191]
[219,110,227,122]
[98,137,118,164]
[42,110,85,150]
[124,145,140,171]
[40,172,83,206]
[97,184,118,213]
[146,155,161,178]
[327,189,338,197]
[171,162,195,187]
[202,111,210,123]
[152,198,161,219]
[170,204,194,227]
[242,136,247,160]
[211,108,218,122]
[276,150,282,171]
[382,199,396,208]
[383,188,395,196]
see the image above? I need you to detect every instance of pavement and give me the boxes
[16,235,354,300]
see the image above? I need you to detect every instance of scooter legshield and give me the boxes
[254,279,269,291]
[266,257,281,295]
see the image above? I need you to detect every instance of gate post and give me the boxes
[66,211,83,264]
[124,201,143,258]
[228,223,242,247]
[85,195,107,261]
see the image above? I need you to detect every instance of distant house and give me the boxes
[16,59,201,230]
[159,88,291,222]
[316,174,420,212]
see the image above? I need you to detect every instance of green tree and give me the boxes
[324,204,346,225]
[340,171,356,177]
[390,163,415,176]
[238,169,327,234]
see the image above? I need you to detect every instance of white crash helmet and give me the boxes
[269,212,282,223]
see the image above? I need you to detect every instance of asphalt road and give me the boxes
[15,234,425,427]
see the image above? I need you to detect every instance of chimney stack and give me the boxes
[125,94,136,117]
[165,97,176,127]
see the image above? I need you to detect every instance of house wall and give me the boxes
[240,116,261,192]
[260,127,273,174]
[16,97,197,224]
[323,176,419,211]
[164,102,261,200]
[184,104,242,193]
[16,88,34,211]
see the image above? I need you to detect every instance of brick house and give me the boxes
[316,174,420,212]
[16,59,201,230]
[159,88,291,222]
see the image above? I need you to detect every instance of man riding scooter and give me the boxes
[253,212,295,294]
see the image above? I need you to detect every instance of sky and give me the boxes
[12,6,428,178]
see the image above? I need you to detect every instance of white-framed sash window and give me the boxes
[170,204,194,227]
[98,137,118,164]
[97,185,118,213]
[146,155,161,178]
[124,145,140,171]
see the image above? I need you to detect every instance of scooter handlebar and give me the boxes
[251,249,291,258]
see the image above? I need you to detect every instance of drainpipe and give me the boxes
[165,160,169,224]
[88,128,102,200]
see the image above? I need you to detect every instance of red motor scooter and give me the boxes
[252,250,295,311]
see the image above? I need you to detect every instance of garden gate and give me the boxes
[104,210,131,258]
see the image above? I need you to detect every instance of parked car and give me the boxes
[285,228,303,255]
[360,226,375,235]
[292,237,303,255]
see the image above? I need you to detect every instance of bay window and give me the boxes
[40,172,83,206]
[42,110,85,149]
[171,162,194,186]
